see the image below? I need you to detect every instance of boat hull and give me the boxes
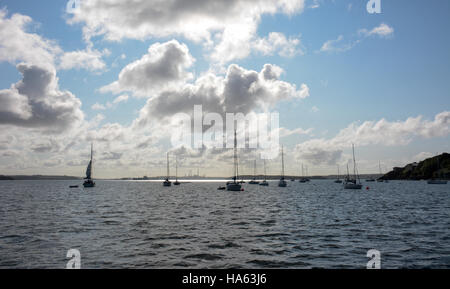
[83,180,95,188]
[278,180,287,187]
[344,183,362,190]
[427,180,447,185]
[259,181,269,186]
[227,183,242,191]
[249,180,259,184]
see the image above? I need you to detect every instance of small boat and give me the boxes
[249,160,260,185]
[344,144,362,190]
[163,152,172,187]
[366,178,376,182]
[278,146,287,187]
[69,185,79,188]
[174,155,181,185]
[217,186,226,190]
[259,160,269,186]
[227,130,242,192]
[83,143,96,188]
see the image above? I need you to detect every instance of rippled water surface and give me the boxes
[0,180,449,268]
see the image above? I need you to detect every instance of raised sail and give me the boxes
[83,143,95,188]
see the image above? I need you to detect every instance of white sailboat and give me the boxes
[227,130,242,191]
[163,152,172,187]
[83,143,95,188]
[278,146,287,187]
[428,155,447,184]
[249,159,259,184]
[174,155,180,185]
[259,159,269,186]
[344,144,362,190]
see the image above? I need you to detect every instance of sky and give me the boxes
[0,0,449,178]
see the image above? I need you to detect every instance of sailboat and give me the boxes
[377,161,385,182]
[163,152,172,187]
[83,143,95,188]
[259,159,269,186]
[174,155,180,185]
[299,163,306,183]
[344,144,362,190]
[249,160,260,184]
[428,155,447,184]
[227,130,242,191]
[334,165,342,183]
[278,146,287,187]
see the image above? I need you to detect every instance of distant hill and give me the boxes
[383,153,450,180]
[0,175,81,180]
[0,175,14,180]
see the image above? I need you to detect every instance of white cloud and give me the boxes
[113,94,129,104]
[134,63,309,126]
[320,35,359,53]
[320,23,394,54]
[0,10,108,72]
[253,32,304,58]
[295,111,450,165]
[0,10,61,69]
[278,127,314,138]
[91,102,107,111]
[59,48,107,71]
[100,40,195,97]
[359,23,394,38]
[68,0,305,64]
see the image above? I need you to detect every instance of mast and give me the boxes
[253,160,257,179]
[281,146,285,179]
[234,130,237,182]
[352,143,356,179]
[337,165,340,180]
[167,152,170,180]
[90,142,93,179]
[263,159,267,181]
[175,155,178,182]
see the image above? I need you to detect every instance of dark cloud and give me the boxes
[0,63,84,133]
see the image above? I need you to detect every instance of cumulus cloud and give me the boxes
[68,0,305,64]
[0,63,84,132]
[69,0,304,42]
[0,10,107,72]
[295,111,450,165]
[0,10,61,69]
[100,40,195,97]
[134,63,309,126]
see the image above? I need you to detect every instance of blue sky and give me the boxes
[0,0,449,177]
